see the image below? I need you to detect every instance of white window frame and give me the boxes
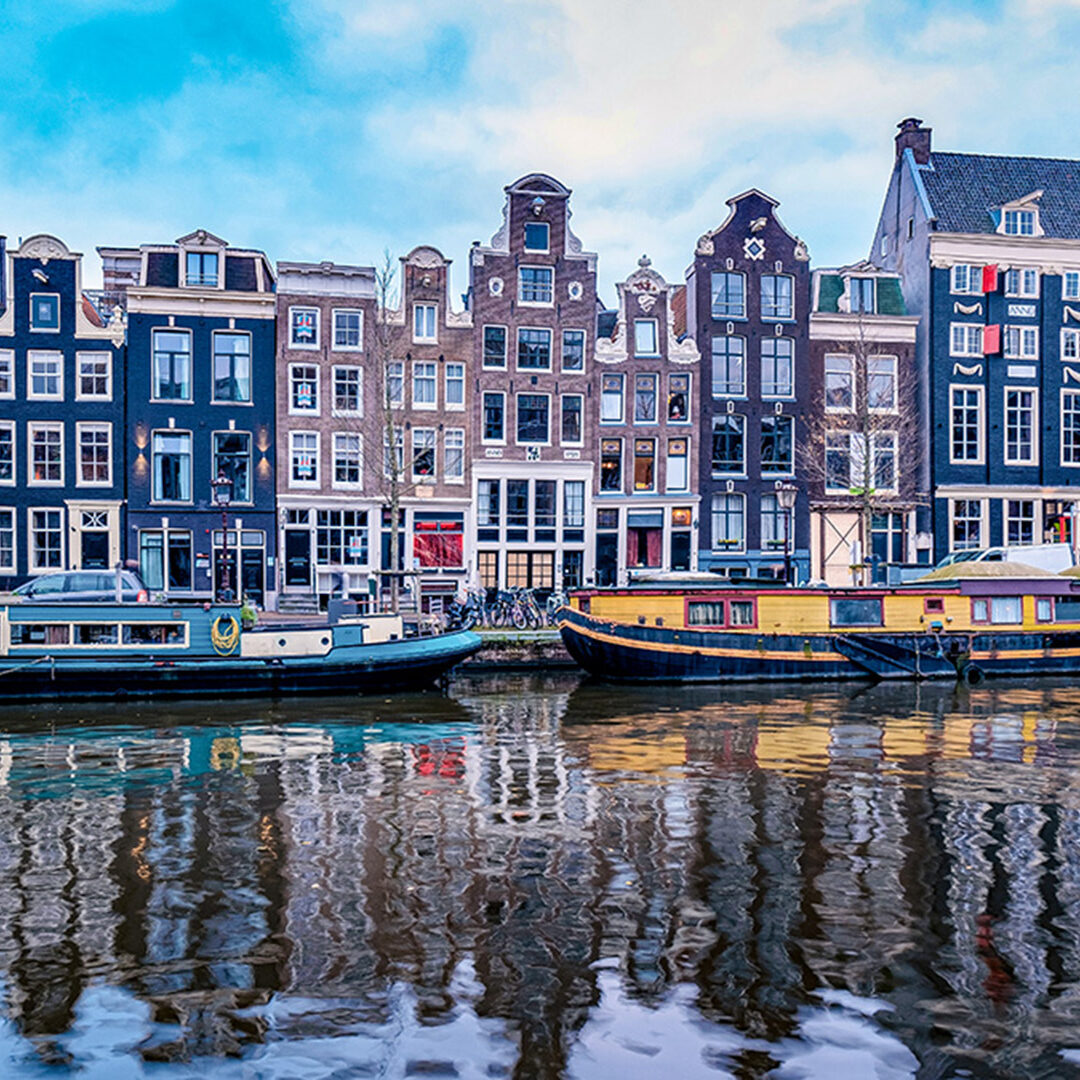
[75,351,112,402]
[634,319,659,357]
[412,360,438,410]
[151,327,193,403]
[665,436,690,493]
[950,264,984,295]
[1004,325,1039,360]
[600,374,624,424]
[331,308,363,352]
[28,507,64,573]
[27,350,63,401]
[1062,389,1080,467]
[29,292,60,333]
[76,421,112,488]
[412,303,437,343]
[445,362,465,412]
[288,306,320,350]
[516,326,553,371]
[411,426,437,481]
[949,384,985,465]
[1062,328,1080,362]
[331,431,363,490]
[761,336,795,400]
[0,506,14,574]
[711,492,746,554]
[872,431,898,493]
[28,421,64,487]
[150,429,193,504]
[561,328,586,372]
[950,323,984,358]
[1004,267,1039,298]
[385,360,405,409]
[760,273,795,320]
[515,392,552,447]
[444,427,465,484]
[482,324,508,369]
[1004,498,1038,546]
[1003,208,1037,237]
[289,430,320,489]
[1065,271,1080,301]
[331,364,363,417]
[868,355,899,413]
[824,353,853,413]
[0,350,14,400]
[1004,386,1038,465]
[949,498,986,552]
[0,420,15,486]
[181,248,222,289]
[482,391,506,446]
[210,330,252,405]
[825,431,853,493]
[633,373,659,424]
[289,363,320,416]
[518,265,554,307]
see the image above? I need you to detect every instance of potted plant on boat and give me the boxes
[240,596,258,630]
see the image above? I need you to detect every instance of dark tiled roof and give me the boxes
[877,279,906,315]
[923,152,1080,237]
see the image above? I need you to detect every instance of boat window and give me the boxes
[972,598,988,623]
[11,623,70,645]
[1036,598,1053,622]
[688,601,726,626]
[74,623,119,645]
[1055,597,1080,621]
[729,601,755,626]
[122,623,187,645]
[829,598,883,627]
[990,597,1022,624]
[924,598,945,614]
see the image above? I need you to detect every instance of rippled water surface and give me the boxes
[3,675,1080,1078]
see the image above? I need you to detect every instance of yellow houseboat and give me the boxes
[557,565,1080,684]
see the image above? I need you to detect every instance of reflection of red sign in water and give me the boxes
[412,738,466,780]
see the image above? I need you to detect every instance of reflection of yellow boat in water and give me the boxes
[558,564,1080,684]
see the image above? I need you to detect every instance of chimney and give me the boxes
[895,117,931,165]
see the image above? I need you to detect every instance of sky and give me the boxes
[3,0,1080,304]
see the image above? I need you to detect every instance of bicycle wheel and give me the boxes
[512,606,528,630]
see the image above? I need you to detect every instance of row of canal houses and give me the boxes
[2,119,1077,609]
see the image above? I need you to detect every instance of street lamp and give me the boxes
[777,483,798,586]
[211,472,233,602]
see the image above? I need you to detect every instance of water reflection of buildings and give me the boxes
[0,684,1079,1073]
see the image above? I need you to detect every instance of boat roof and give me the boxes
[911,561,1055,582]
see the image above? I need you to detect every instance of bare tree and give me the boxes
[800,318,925,585]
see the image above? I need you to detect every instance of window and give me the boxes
[289,307,319,348]
[1065,271,1080,300]
[711,494,745,552]
[564,480,585,528]
[517,394,550,444]
[30,509,63,570]
[412,428,436,478]
[212,332,251,403]
[950,264,984,294]
[152,330,191,400]
[290,364,319,413]
[561,395,583,445]
[29,293,60,331]
[333,366,362,415]
[484,326,507,368]
[316,509,368,566]
[383,427,404,477]
[825,432,851,492]
[830,598,883,627]
[873,432,897,492]
[666,437,688,492]
[0,423,12,484]
[711,335,745,396]
[973,596,1023,624]
[524,222,549,251]
[0,350,12,398]
[518,328,552,370]
[212,431,251,502]
[950,386,984,463]
[1005,388,1037,464]
[28,351,63,400]
[152,431,192,501]
[601,374,624,422]
[1063,329,1080,361]
[1005,325,1039,360]
[761,274,794,319]
[634,374,658,422]
[668,373,690,422]
[562,329,585,371]
[185,251,219,286]
[1064,391,1080,465]
[445,363,465,409]
[760,494,786,551]
[519,266,553,304]
[952,499,983,550]
[27,420,62,489]
[868,356,898,411]
[1004,268,1039,297]
[1004,209,1035,236]
[761,338,793,398]
[412,361,437,408]
[600,439,622,492]
[507,480,528,528]
[1037,598,1054,622]
[950,324,984,357]
[633,439,656,492]
[385,360,404,408]
[333,309,363,350]
[710,271,746,318]
[444,428,464,481]
[849,277,875,313]
[75,351,111,401]
[634,319,659,356]
[0,509,12,571]
[77,423,111,486]
[413,303,437,342]
[289,431,319,486]
[825,354,853,411]
[1006,499,1036,545]
[483,392,505,442]
[711,415,745,474]
[535,480,557,529]
[478,479,500,527]
[761,415,793,474]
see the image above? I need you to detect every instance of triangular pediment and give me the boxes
[175,229,228,249]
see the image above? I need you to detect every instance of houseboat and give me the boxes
[557,565,1080,684]
[0,602,482,701]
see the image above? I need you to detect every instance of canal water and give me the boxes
[0,675,1079,1079]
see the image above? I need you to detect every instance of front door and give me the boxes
[285,530,311,589]
[241,549,265,605]
[81,531,110,570]
[595,534,618,587]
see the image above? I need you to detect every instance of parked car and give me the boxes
[935,543,1076,574]
[13,570,149,603]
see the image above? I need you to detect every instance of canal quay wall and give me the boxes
[462,630,574,670]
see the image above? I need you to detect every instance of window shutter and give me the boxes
[982,264,999,293]
[983,324,1001,355]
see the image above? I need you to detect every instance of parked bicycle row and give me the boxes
[446,588,568,630]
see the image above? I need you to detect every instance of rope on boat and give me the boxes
[0,655,54,679]
[210,615,241,655]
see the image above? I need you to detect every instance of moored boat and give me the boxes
[557,564,1080,684]
[0,601,482,701]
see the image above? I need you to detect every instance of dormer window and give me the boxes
[29,294,60,332]
[524,222,549,252]
[185,251,219,287]
[849,277,875,314]
[1004,209,1036,237]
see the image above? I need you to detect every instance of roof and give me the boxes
[914,561,1055,582]
[922,151,1080,236]
[597,309,617,340]
[814,274,906,315]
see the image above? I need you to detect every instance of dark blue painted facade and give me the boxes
[0,235,125,583]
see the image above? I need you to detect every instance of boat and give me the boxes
[557,564,1080,684]
[0,601,482,701]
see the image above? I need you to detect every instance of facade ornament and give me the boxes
[107,306,126,347]
[567,281,583,301]
[955,301,983,315]
[953,362,983,376]
[750,217,768,233]
[405,246,444,269]
[19,234,70,262]
[489,276,504,297]
[638,254,651,268]
[744,236,766,261]
[1065,367,1080,383]
[695,234,715,257]
[1065,305,1080,323]
[793,238,810,261]
[637,293,657,312]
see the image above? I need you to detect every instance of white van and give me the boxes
[936,542,1076,574]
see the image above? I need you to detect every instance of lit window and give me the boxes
[633,438,656,491]
[668,374,690,421]
[600,439,622,491]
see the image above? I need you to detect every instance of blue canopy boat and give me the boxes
[0,602,482,701]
